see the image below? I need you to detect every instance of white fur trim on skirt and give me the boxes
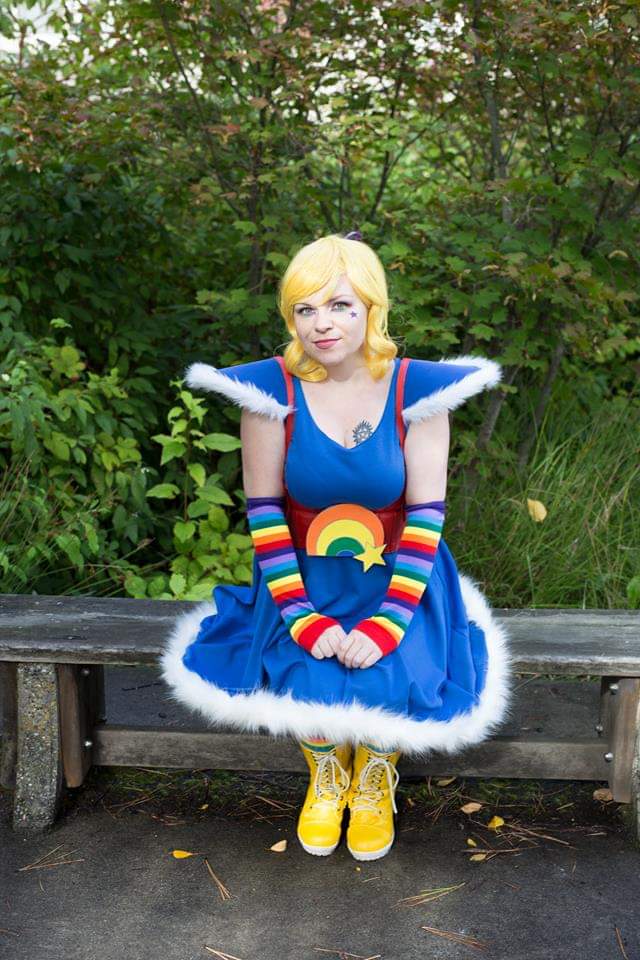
[158,572,514,757]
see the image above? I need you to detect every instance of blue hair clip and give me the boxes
[343,230,363,241]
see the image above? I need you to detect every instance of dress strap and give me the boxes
[396,357,410,451]
[274,355,295,455]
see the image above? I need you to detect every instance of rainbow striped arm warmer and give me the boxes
[246,495,341,653]
[352,500,446,657]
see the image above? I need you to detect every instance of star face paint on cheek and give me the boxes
[350,310,358,319]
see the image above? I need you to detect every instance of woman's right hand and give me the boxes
[310,622,348,660]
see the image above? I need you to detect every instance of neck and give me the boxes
[320,350,371,384]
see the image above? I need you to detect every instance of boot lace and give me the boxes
[310,751,351,810]
[350,756,399,815]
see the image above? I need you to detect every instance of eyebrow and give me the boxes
[295,294,351,306]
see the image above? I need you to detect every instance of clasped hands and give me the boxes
[310,621,382,669]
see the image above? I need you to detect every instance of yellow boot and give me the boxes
[296,739,353,856]
[346,742,401,861]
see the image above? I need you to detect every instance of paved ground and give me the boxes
[1,667,639,960]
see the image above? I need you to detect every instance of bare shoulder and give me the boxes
[240,407,286,438]
[403,412,450,502]
[240,408,286,496]
[405,411,450,450]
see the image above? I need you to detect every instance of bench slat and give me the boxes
[92,724,612,782]
[0,595,639,675]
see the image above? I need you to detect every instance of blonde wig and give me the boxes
[277,234,399,382]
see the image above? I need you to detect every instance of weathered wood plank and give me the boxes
[92,724,612,782]
[59,664,106,788]
[0,595,639,674]
[600,677,640,803]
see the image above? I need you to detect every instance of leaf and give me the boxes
[466,838,477,847]
[160,440,186,465]
[593,787,613,802]
[199,484,234,506]
[470,853,487,861]
[270,839,287,852]
[44,433,71,461]
[188,500,213,519]
[174,520,196,543]
[200,432,242,452]
[469,322,494,341]
[487,815,505,830]
[146,483,180,499]
[169,573,186,595]
[188,463,206,487]
[436,777,456,786]
[527,498,547,522]
[233,220,258,236]
[172,849,197,858]
[461,802,483,814]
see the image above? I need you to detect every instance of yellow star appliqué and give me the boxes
[354,542,387,572]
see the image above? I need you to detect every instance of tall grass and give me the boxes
[453,396,639,609]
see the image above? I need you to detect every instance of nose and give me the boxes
[314,311,335,332]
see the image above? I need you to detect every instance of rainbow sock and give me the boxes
[300,738,336,752]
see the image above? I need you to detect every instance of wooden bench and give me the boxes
[1,594,639,842]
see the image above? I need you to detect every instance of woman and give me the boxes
[160,232,513,862]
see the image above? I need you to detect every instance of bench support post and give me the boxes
[599,676,640,808]
[12,663,64,834]
[58,663,106,788]
[0,661,17,789]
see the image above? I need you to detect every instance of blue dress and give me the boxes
[160,354,513,756]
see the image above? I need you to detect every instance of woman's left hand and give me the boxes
[336,629,383,669]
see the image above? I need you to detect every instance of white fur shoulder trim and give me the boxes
[402,355,503,424]
[185,361,294,423]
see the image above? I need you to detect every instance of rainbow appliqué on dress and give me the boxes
[305,503,388,573]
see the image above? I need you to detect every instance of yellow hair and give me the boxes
[276,233,399,382]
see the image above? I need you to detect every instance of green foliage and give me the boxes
[136,381,255,601]
[0,1,638,607]
[0,321,158,594]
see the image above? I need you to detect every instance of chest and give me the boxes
[299,375,393,450]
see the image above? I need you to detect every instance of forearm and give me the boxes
[246,495,340,651]
[353,500,446,656]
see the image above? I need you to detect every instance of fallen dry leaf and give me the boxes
[270,839,287,852]
[527,498,547,522]
[593,787,613,802]
[436,777,456,786]
[470,853,488,862]
[172,850,198,859]
[467,838,478,847]
[487,815,505,830]
[461,802,483,814]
